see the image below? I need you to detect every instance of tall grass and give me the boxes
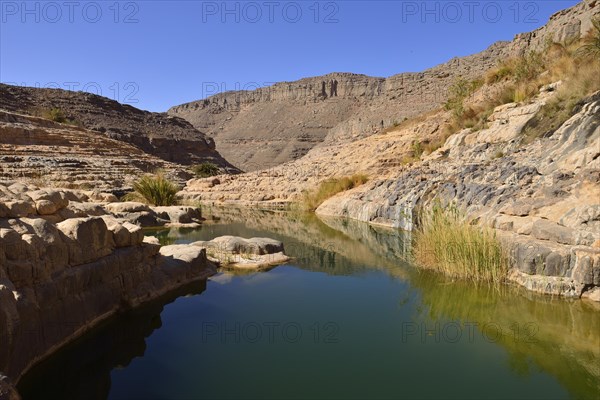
[123,174,179,206]
[521,39,600,143]
[302,174,368,212]
[413,203,508,284]
[443,27,600,141]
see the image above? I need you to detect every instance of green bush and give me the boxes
[41,108,81,126]
[192,162,220,177]
[123,174,179,206]
[413,203,508,284]
[302,174,369,212]
[44,108,67,123]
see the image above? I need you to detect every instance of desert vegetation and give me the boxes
[192,162,221,177]
[412,203,508,284]
[439,21,600,145]
[123,174,179,206]
[301,174,368,212]
[40,108,80,126]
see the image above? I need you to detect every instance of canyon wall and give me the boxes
[169,1,599,171]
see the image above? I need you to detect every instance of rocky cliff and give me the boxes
[0,84,238,172]
[169,1,599,171]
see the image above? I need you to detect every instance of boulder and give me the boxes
[152,206,201,224]
[209,236,250,254]
[158,245,208,278]
[247,237,285,255]
[87,190,119,203]
[28,190,69,213]
[56,217,115,265]
[499,200,533,217]
[100,216,144,248]
[4,200,35,218]
[58,202,107,219]
[105,202,151,214]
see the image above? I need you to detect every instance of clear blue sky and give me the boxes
[0,0,580,111]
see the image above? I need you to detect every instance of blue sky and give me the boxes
[0,0,580,111]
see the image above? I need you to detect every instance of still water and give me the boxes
[18,208,600,399]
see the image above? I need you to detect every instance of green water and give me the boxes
[18,209,600,399]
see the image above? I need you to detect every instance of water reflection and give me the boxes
[17,207,600,399]
[409,273,600,400]
[17,281,207,400]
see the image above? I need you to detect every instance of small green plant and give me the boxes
[444,78,482,119]
[41,108,80,125]
[123,174,179,206]
[513,51,545,82]
[413,202,508,284]
[411,140,423,159]
[192,162,220,177]
[302,174,369,212]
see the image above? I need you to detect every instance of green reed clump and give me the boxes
[413,203,508,284]
[123,174,179,206]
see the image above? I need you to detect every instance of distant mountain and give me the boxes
[169,0,598,171]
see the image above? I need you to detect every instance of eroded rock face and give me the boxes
[0,193,216,393]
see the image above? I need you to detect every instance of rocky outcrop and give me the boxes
[190,235,289,270]
[0,84,238,172]
[315,90,600,299]
[507,0,600,54]
[0,187,220,396]
[169,1,599,171]
[0,184,301,397]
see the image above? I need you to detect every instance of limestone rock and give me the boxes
[105,202,151,214]
[56,217,114,265]
[531,219,575,245]
[191,236,288,270]
[581,286,600,302]
[152,206,201,224]
[4,201,35,218]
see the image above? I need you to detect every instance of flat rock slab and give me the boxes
[191,236,288,271]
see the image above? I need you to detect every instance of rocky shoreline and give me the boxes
[180,89,600,302]
[0,185,288,399]
[314,91,600,301]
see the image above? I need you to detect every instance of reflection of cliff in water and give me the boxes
[196,206,412,279]
[408,270,600,400]
[17,281,207,400]
[204,207,600,400]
